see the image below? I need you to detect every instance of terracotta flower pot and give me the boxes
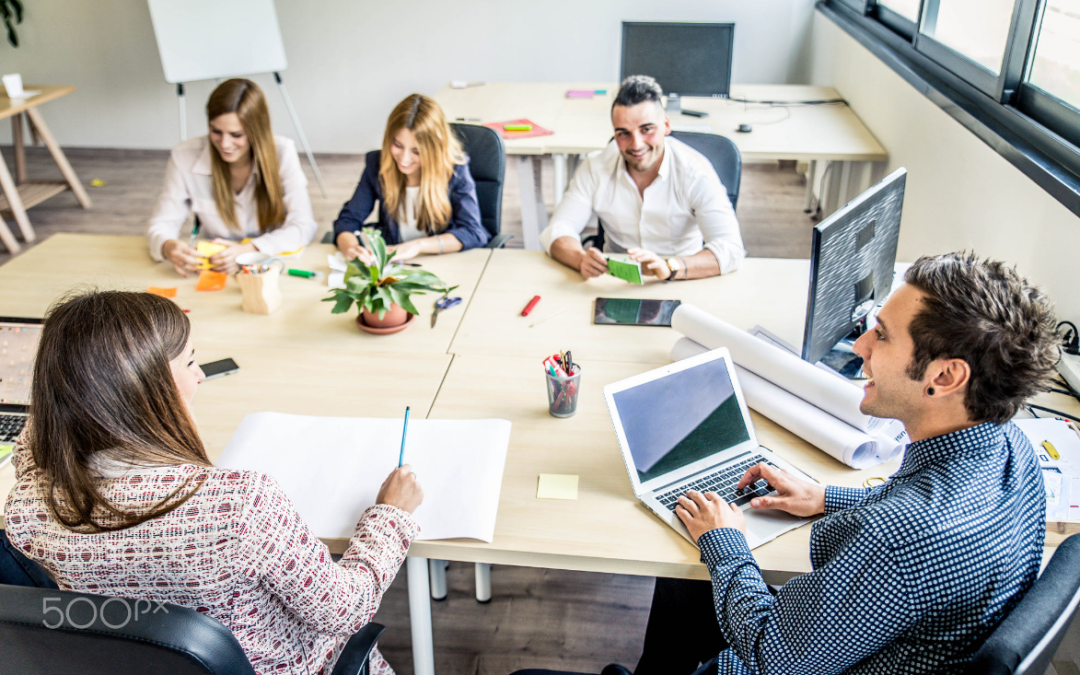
[360,303,410,329]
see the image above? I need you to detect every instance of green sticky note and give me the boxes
[537,474,579,500]
[606,257,643,285]
[0,444,13,463]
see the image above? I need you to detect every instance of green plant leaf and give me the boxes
[330,294,354,314]
[365,227,390,274]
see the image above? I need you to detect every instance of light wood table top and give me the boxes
[433,82,887,162]
[450,249,811,364]
[0,85,76,120]
[0,234,490,356]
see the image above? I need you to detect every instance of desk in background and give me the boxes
[0,86,92,254]
[434,83,888,250]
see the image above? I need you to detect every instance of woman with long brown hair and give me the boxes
[4,290,422,675]
[333,93,490,263]
[148,78,317,275]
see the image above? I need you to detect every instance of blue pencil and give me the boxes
[398,406,410,467]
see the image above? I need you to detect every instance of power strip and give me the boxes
[1059,351,1080,393]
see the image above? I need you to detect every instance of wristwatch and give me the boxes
[665,257,681,281]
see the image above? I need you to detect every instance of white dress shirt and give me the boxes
[540,137,745,274]
[397,186,424,242]
[147,135,317,261]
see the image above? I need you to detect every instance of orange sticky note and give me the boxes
[195,270,227,292]
[147,286,177,298]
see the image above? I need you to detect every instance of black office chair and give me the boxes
[583,132,741,251]
[0,584,385,675]
[966,533,1080,674]
[450,122,511,249]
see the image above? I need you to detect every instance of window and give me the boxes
[919,0,1017,75]
[878,0,919,22]
[1026,0,1080,110]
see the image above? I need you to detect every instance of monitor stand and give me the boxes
[664,93,707,119]
[819,321,868,380]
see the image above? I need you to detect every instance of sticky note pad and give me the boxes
[195,270,227,292]
[606,258,643,285]
[147,286,178,298]
[0,443,13,464]
[196,241,227,270]
[537,473,579,500]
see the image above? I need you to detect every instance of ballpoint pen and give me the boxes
[188,217,201,248]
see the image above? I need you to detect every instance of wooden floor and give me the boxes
[0,146,813,675]
[0,146,814,267]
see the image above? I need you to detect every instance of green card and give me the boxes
[606,257,643,285]
[0,444,13,463]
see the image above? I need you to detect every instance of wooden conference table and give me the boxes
[1,235,1072,674]
[434,82,888,250]
[0,85,92,254]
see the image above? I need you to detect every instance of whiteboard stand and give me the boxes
[172,76,328,198]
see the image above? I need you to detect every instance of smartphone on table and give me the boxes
[200,358,240,380]
[593,298,682,327]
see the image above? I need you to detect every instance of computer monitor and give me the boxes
[801,168,907,367]
[620,22,735,100]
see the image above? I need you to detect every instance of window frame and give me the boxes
[818,0,1080,218]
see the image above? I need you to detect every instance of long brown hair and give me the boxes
[206,78,285,233]
[379,94,464,235]
[28,290,212,533]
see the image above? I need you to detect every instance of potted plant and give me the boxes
[324,227,456,333]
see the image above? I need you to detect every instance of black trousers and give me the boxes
[0,529,58,589]
[634,578,725,675]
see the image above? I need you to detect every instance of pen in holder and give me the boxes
[545,363,581,418]
[235,252,284,315]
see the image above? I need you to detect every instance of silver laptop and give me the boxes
[603,347,816,549]
[0,317,43,467]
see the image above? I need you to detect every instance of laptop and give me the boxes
[0,317,43,467]
[603,347,816,549]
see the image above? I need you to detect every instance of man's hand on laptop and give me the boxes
[675,490,746,542]
[737,463,826,517]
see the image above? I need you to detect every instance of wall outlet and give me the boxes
[1059,351,1080,393]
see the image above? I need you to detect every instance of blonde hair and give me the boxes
[379,94,464,235]
[206,79,285,233]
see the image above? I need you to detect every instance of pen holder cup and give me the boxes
[237,262,283,315]
[545,366,582,419]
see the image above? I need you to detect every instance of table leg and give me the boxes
[517,156,548,251]
[803,160,817,213]
[0,145,32,246]
[429,559,447,600]
[25,107,92,209]
[407,556,436,675]
[11,113,26,185]
[474,563,492,603]
[553,153,566,206]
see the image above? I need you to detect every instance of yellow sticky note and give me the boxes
[196,241,227,270]
[537,473,579,500]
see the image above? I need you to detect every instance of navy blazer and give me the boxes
[332,150,490,250]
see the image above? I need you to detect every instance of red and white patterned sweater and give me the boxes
[4,439,418,675]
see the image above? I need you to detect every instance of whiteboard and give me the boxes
[147,0,288,83]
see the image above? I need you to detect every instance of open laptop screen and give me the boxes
[611,356,751,483]
[0,319,42,405]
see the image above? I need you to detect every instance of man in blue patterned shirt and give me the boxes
[634,252,1060,675]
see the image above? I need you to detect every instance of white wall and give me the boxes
[0,0,816,153]
[808,10,1080,323]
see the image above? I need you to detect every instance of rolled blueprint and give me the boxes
[671,339,906,469]
[671,304,870,431]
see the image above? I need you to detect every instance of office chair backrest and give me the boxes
[669,131,742,211]
[966,533,1080,675]
[450,123,506,239]
[0,584,256,675]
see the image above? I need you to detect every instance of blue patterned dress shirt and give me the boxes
[698,421,1045,674]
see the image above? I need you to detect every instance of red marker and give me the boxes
[521,295,541,317]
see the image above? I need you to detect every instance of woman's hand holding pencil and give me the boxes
[377,465,424,514]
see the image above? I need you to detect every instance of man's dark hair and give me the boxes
[903,251,1059,424]
[613,75,663,112]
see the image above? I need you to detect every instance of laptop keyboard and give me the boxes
[0,413,27,443]
[657,455,778,512]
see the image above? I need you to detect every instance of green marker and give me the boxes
[504,124,532,132]
[287,268,320,279]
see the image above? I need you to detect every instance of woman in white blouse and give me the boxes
[148,78,317,275]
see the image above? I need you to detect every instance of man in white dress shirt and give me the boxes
[540,75,745,281]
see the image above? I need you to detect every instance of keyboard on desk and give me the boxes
[657,455,778,512]
[0,413,27,443]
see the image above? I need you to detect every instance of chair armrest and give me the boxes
[321,231,335,245]
[330,623,387,675]
[486,233,513,249]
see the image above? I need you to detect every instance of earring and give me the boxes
[927,388,935,396]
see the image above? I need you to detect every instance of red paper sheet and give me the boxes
[482,118,554,140]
